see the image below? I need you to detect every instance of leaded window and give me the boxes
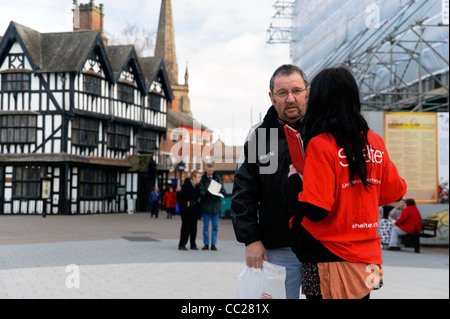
[117,83,134,104]
[83,74,102,96]
[149,94,161,111]
[107,123,131,151]
[72,117,99,148]
[13,165,45,198]
[1,73,31,92]
[79,168,116,199]
[137,130,158,153]
[0,114,37,144]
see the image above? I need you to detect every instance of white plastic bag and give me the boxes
[235,261,286,299]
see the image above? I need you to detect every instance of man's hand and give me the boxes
[245,241,268,269]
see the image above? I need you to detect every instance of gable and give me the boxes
[106,45,146,93]
[82,48,109,80]
[0,21,114,82]
[0,21,41,72]
[139,57,174,101]
[0,41,34,72]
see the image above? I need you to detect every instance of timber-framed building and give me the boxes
[0,19,173,214]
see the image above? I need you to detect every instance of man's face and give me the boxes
[192,174,202,185]
[269,72,309,124]
[206,167,214,176]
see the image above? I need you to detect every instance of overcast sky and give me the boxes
[0,0,291,145]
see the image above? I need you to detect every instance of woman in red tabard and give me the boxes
[288,67,407,299]
[388,198,422,249]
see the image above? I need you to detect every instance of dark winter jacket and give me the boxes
[231,106,305,249]
[198,172,226,215]
[178,179,201,215]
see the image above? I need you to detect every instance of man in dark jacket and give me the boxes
[231,64,309,299]
[199,162,226,250]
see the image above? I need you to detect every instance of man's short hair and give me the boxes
[270,64,308,92]
[206,162,215,168]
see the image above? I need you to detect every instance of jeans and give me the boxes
[266,247,302,299]
[202,213,219,246]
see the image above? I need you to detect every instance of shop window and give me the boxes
[79,168,116,199]
[12,165,45,198]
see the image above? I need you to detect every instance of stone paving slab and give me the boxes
[0,213,448,299]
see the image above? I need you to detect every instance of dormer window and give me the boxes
[1,72,30,92]
[83,73,101,96]
[117,83,134,104]
[149,94,161,111]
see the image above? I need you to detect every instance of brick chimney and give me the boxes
[73,0,108,45]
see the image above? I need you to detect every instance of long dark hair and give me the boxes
[304,67,372,189]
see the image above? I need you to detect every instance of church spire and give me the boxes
[184,61,189,86]
[155,0,178,85]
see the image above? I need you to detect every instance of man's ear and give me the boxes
[269,91,274,104]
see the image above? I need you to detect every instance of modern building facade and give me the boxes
[291,0,449,112]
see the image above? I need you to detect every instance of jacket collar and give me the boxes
[202,171,216,181]
[262,106,304,132]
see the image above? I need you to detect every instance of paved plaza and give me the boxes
[0,213,448,299]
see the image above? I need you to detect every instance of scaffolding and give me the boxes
[267,1,295,44]
[290,0,449,112]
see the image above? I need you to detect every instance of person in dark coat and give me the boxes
[178,170,202,250]
[149,187,161,218]
[231,64,309,298]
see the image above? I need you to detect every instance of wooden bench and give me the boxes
[401,219,438,253]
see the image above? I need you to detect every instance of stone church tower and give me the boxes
[155,0,191,114]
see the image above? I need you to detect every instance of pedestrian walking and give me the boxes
[149,187,161,218]
[163,186,177,219]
